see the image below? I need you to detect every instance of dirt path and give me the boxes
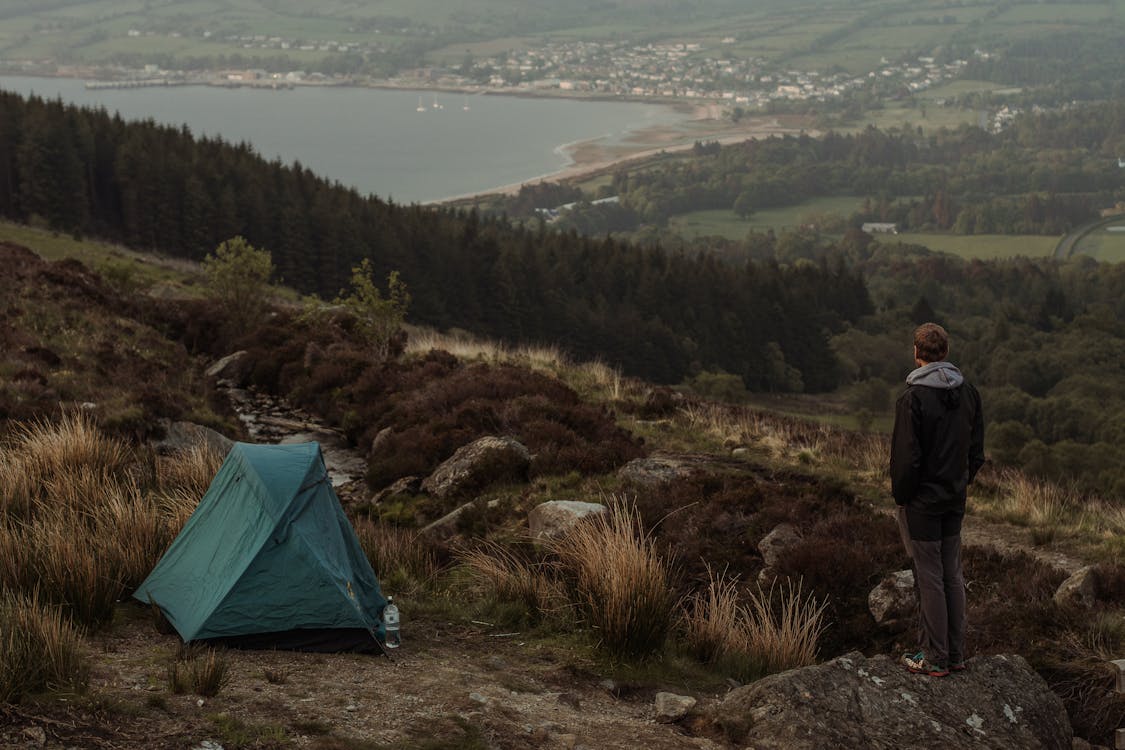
[3,612,729,749]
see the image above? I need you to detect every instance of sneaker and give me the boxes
[901,651,950,677]
[949,659,967,672]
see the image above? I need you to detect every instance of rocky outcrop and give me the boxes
[528,500,607,542]
[1054,565,1098,608]
[421,436,531,499]
[715,651,1071,750]
[205,350,249,382]
[868,569,917,625]
[153,420,233,457]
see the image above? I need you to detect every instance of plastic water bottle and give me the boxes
[383,597,400,649]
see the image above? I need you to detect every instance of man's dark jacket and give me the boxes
[891,361,985,512]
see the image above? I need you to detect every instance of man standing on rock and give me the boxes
[891,323,985,677]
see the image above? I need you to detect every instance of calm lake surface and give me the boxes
[0,76,683,204]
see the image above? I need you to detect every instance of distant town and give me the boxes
[4,27,1003,122]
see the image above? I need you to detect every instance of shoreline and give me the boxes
[1,71,810,205]
[435,110,814,204]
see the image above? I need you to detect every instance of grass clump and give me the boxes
[549,498,678,658]
[169,646,230,697]
[457,541,563,626]
[0,590,89,703]
[354,518,442,593]
[0,413,211,630]
[681,568,827,681]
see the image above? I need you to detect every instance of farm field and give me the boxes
[670,196,868,239]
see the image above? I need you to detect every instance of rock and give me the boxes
[205,350,249,381]
[372,475,421,504]
[868,569,917,624]
[715,651,1071,749]
[529,500,608,542]
[617,453,698,486]
[1054,565,1098,608]
[758,523,802,569]
[154,420,233,458]
[654,692,697,723]
[421,497,501,538]
[421,436,531,499]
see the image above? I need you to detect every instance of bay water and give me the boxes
[0,76,682,204]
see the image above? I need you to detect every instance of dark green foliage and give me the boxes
[0,89,868,393]
[545,101,1125,238]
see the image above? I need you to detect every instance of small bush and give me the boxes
[0,591,89,703]
[549,499,678,658]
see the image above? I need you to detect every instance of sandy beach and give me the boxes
[440,105,814,203]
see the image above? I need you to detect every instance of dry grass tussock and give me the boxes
[456,499,677,655]
[0,413,214,630]
[353,518,441,592]
[456,541,564,620]
[996,470,1077,527]
[0,590,89,703]
[681,568,828,680]
[548,498,678,658]
[168,646,229,697]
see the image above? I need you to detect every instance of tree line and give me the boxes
[0,88,871,392]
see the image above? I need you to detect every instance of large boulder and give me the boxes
[153,420,233,458]
[715,651,1071,750]
[205,350,250,382]
[528,500,607,542]
[868,569,917,625]
[421,436,531,499]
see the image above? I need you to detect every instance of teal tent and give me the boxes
[134,442,387,652]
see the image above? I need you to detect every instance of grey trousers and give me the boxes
[896,506,966,665]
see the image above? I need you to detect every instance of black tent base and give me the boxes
[195,627,382,653]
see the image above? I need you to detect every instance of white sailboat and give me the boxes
[431,93,443,110]
[416,96,426,112]
[462,95,470,111]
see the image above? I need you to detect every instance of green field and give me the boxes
[896,233,1057,259]
[670,196,868,239]
[1073,227,1125,263]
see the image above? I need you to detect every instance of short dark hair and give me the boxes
[914,323,949,363]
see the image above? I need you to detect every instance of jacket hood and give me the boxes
[906,361,964,390]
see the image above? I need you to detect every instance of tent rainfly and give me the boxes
[134,442,387,652]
